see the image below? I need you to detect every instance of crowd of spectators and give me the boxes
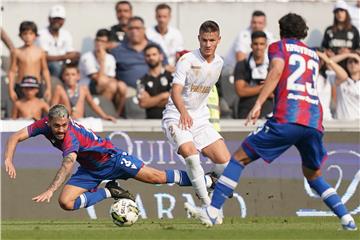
[1,0,359,121]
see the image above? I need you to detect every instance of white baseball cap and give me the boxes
[49,5,66,19]
[333,0,349,12]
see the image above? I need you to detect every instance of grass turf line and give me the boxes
[2,216,359,240]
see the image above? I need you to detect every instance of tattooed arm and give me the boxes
[32,152,77,203]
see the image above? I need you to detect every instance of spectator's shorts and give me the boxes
[162,118,223,152]
[241,119,328,170]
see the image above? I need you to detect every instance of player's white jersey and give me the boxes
[162,49,223,121]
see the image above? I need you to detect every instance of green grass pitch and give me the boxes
[2,217,359,240]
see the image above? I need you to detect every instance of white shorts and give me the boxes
[162,118,223,152]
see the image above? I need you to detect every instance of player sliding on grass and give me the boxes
[4,104,215,211]
[185,13,358,231]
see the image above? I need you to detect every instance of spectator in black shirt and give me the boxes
[108,1,132,49]
[233,31,273,119]
[322,0,360,56]
[137,44,172,119]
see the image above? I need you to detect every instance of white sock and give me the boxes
[207,205,219,219]
[185,154,211,205]
[341,214,354,225]
[174,170,181,183]
[212,162,229,177]
[204,175,213,188]
[104,188,112,198]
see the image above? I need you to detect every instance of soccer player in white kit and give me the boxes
[162,21,231,207]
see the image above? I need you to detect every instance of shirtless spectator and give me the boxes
[79,29,127,116]
[108,1,133,48]
[11,77,49,120]
[146,3,184,66]
[8,21,51,103]
[37,5,80,77]
[51,64,116,121]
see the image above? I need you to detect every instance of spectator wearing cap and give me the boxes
[322,0,360,56]
[111,16,168,89]
[146,3,184,66]
[8,21,52,104]
[37,5,80,77]
[79,29,127,116]
[11,76,49,120]
[108,1,133,49]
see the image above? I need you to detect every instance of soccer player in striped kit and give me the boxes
[185,13,357,230]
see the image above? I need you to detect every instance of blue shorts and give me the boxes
[241,119,328,170]
[66,152,144,190]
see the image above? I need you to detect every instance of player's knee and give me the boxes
[58,198,74,211]
[178,145,197,157]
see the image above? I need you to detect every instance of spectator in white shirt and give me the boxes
[318,51,360,120]
[223,10,275,70]
[348,0,360,31]
[37,5,80,78]
[79,29,127,116]
[146,3,184,66]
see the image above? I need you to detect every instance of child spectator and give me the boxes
[11,76,49,120]
[8,21,52,103]
[51,64,116,121]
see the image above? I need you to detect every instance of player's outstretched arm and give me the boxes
[4,127,30,179]
[32,152,77,203]
[246,58,284,126]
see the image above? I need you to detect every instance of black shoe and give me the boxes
[105,180,135,201]
[206,172,233,198]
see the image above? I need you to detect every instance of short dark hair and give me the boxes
[199,20,220,34]
[252,10,266,17]
[279,13,308,40]
[128,16,145,26]
[144,43,162,54]
[156,3,171,12]
[115,1,132,11]
[96,28,110,39]
[19,21,38,36]
[61,62,79,77]
[251,31,267,41]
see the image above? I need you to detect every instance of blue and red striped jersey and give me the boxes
[268,39,323,131]
[27,117,118,170]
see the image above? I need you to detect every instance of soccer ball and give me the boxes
[110,198,139,227]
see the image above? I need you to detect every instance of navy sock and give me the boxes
[211,157,244,209]
[73,188,108,210]
[308,176,348,218]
